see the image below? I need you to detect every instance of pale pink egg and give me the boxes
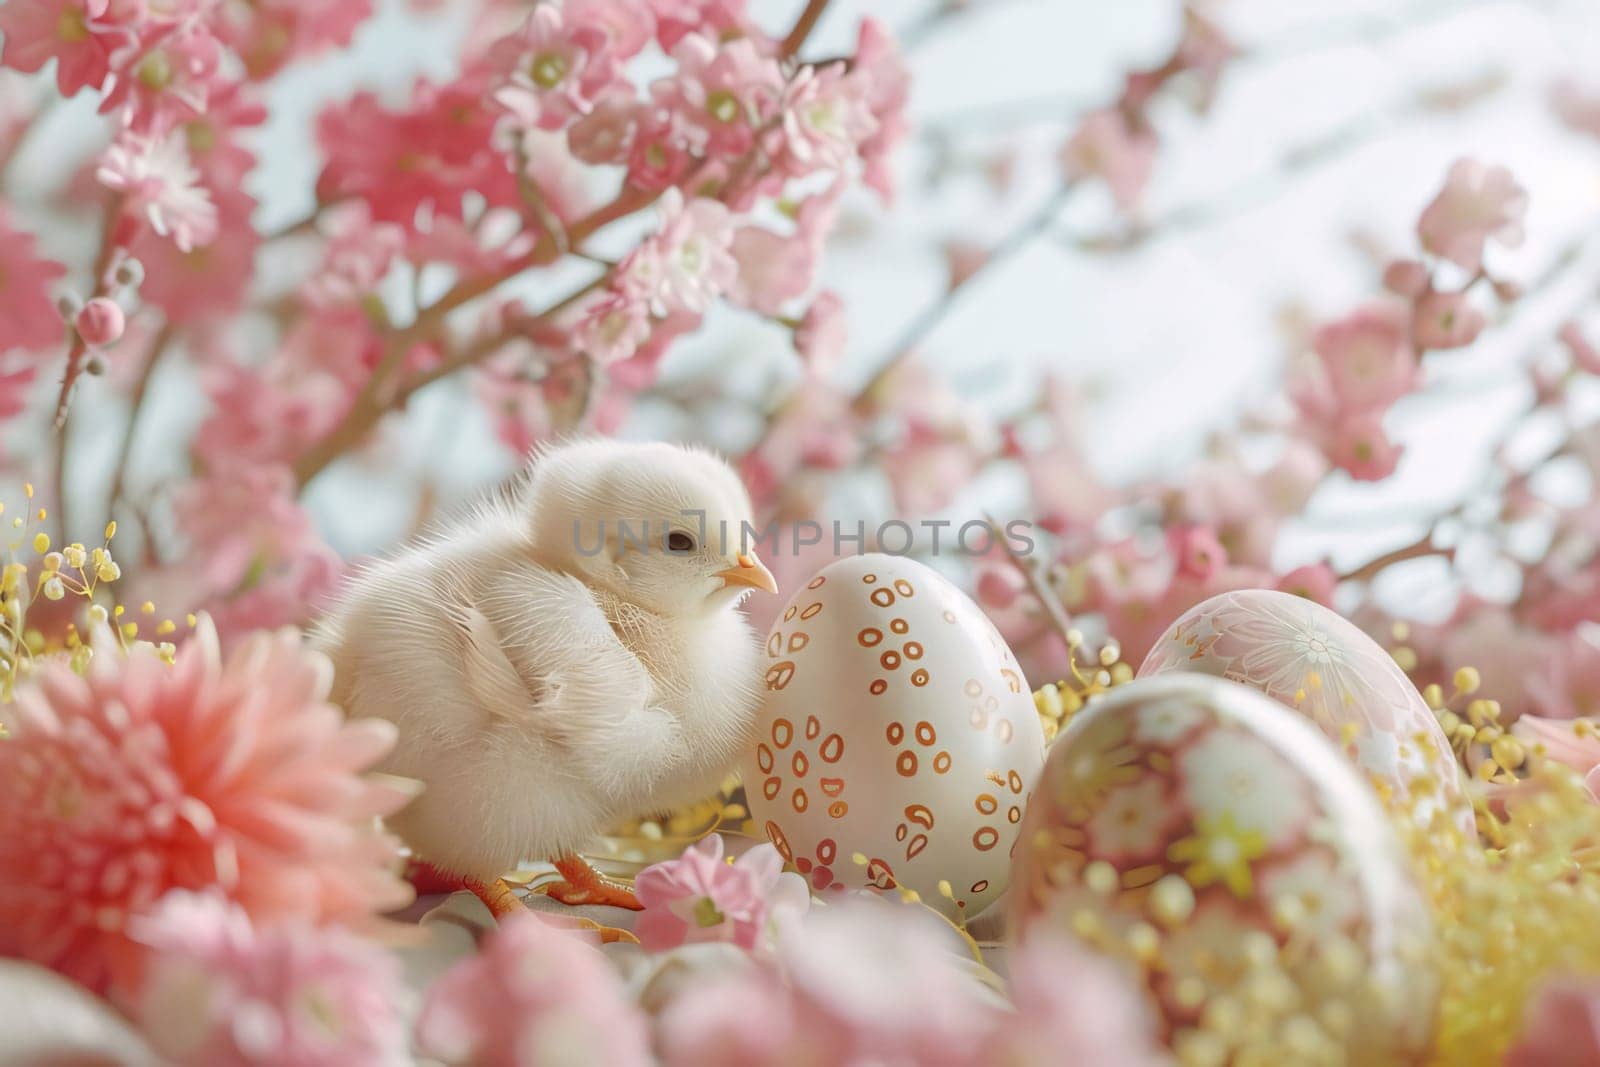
[1010,673,1437,1060]
[1139,588,1473,836]
[743,553,1046,920]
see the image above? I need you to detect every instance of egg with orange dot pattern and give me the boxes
[743,553,1046,920]
[1010,673,1436,1061]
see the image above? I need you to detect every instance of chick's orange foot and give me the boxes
[406,859,524,919]
[542,854,644,910]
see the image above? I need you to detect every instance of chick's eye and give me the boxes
[666,531,696,553]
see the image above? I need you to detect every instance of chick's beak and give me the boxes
[716,552,778,595]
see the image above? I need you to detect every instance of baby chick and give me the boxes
[315,439,778,917]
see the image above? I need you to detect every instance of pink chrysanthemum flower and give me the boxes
[132,891,410,1067]
[416,911,651,1066]
[97,129,220,252]
[0,619,414,996]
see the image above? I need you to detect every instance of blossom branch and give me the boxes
[780,0,833,58]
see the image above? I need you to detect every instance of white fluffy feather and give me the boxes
[314,440,770,880]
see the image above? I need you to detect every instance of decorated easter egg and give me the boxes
[1011,673,1437,1061]
[744,553,1046,919]
[1139,588,1473,835]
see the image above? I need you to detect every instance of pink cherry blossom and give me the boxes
[622,102,698,190]
[416,911,651,1067]
[171,462,326,592]
[1313,303,1416,413]
[1168,524,1227,582]
[0,206,67,355]
[1061,108,1158,213]
[568,88,642,164]
[729,224,816,315]
[576,291,653,365]
[131,893,410,1067]
[795,290,847,373]
[97,128,219,251]
[489,3,619,133]
[1504,976,1600,1067]
[649,0,757,53]
[635,836,808,954]
[851,17,910,203]
[1416,158,1528,273]
[1412,288,1487,349]
[315,78,513,224]
[98,20,226,131]
[301,202,407,309]
[618,188,738,316]
[652,33,783,159]
[0,0,127,97]
[1325,408,1404,481]
[1276,562,1338,606]
[75,297,125,345]
[775,61,877,176]
[129,184,258,324]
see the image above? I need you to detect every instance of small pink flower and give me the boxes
[97,129,219,252]
[728,224,815,315]
[131,184,259,325]
[1411,289,1486,349]
[568,88,642,164]
[851,17,910,203]
[301,202,407,309]
[1060,108,1158,213]
[652,33,783,159]
[0,206,67,355]
[1504,976,1600,1067]
[1313,303,1416,413]
[1561,322,1600,375]
[171,462,327,592]
[1326,409,1403,481]
[619,189,737,317]
[489,3,619,132]
[576,291,652,364]
[775,61,877,176]
[75,296,126,346]
[635,836,808,953]
[0,0,127,97]
[99,20,226,132]
[1168,524,1227,582]
[1416,158,1527,273]
[416,912,651,1066]
[131,892,410,1067]
[648,0,760,52]
[795,291,847,374]
[0,618,413,996]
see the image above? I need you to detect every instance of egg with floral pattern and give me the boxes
[743,553,1046,919]
[1139,588,1473,836]
[1010,673,1437,1062]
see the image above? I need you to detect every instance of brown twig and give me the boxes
[780,0,832,58]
